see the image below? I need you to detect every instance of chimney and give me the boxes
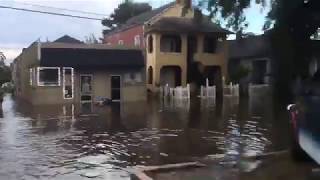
[176,0,192,9]
[194,8,203,23]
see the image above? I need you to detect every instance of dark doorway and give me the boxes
[160,35,182,53]
[203,66,222,87]
[80,75,93,103]
[160,66,182,87]
[252,60,267,84]
[148,66,153,84]
[111,75,121,102]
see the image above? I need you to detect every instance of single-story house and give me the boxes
[12,35,146,105]
[229,35,272,85]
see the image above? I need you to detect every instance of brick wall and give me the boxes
[103,25,145,48]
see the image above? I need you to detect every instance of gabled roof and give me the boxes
[40,48,144,68]
[126,2,175,25]
[105,2,175,36]
[53,35,83,44]
[145,17,232,34]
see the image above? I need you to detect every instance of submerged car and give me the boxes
[288,72,320,163]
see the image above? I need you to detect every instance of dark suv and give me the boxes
[288,72,320,163]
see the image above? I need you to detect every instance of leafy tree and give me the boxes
[230,64,251,83]
[0,52,11,86]
[102,0,152,34]
[85,34,99,44]
[201,0,266,37]
[201,0,320,102]
[0,52,5,66]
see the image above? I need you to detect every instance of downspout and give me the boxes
[37,39,41,61]
[36,39,41,87]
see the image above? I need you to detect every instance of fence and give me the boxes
[159,84,170,98]
[224,83,239,97]
[200,79,216,99]
[160,84,190,100]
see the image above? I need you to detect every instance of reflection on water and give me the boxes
[0,104,3,118]
[0,91,289,179]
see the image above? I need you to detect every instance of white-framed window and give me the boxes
[118,40,124,45]
[124,72,142,84]
[134,35,141,47]
[37,67,61,86]
[29,68,33,86]
[63,67,74,99]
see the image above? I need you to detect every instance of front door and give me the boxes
[111,75,121,102]
[80,75,93,103]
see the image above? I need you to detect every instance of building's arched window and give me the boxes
[134,35,141,47]
[160,35,182,53]
[148,66,153,84]
[148,35,153,53]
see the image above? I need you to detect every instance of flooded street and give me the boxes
[0,92,316,180]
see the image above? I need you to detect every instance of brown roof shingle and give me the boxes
[145,17,232,34]
[104,2,175,36]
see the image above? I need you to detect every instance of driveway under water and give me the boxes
[0,92,316,180]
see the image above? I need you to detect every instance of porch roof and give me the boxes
[229,35,272,60]
[145,17,232,35]
[40,48,144,68]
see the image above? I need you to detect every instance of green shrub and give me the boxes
[230,65,251,83]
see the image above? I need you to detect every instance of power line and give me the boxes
[11,2,108,16]
[0,5,104,21]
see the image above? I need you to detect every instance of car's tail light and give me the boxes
[287,104,298,132]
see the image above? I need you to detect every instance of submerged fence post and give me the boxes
[187,84,190,99]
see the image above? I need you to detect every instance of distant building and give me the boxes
[12,35,146,105]
[103,2,175,48]
[104,0,231,92]
[229,35,272,85]
[309,40,320,76]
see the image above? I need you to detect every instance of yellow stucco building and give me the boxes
[144,0,230,92]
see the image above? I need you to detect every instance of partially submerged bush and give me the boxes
[230,65,251,83]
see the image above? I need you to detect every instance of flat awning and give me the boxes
[40,48,144,68]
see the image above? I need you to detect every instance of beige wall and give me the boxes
[31,86,73,105]
[13,42,40,102]
[30,68,146,105]
[146,32,229,91]
[146,33,187,90]
[145,4,229,91]
[13,43,146,105]
[194,34,229,77]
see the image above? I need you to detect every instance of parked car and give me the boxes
[288,72,320,163]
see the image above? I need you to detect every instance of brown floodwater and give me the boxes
[0,91,315,180]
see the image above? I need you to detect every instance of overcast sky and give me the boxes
[0,0,269,64]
